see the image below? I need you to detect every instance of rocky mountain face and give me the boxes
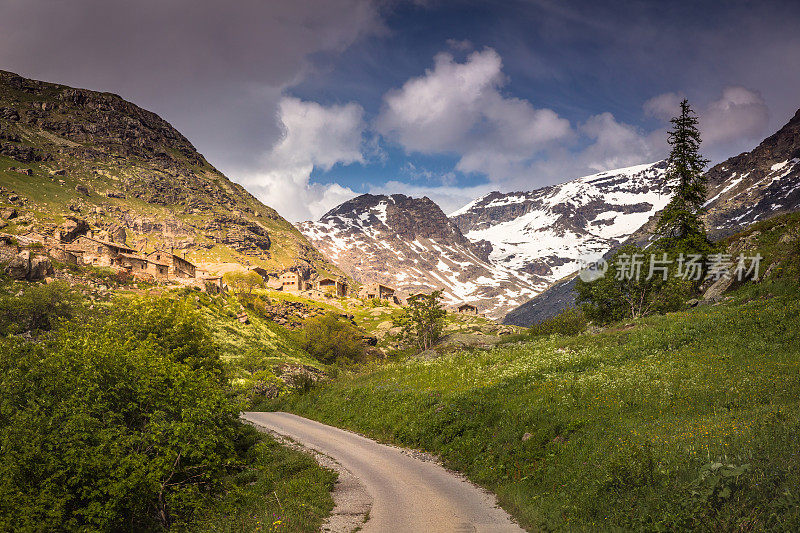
[505,107,800,326]
[451,160,671,284]
[0,70,340,275]
[298,194,538,318]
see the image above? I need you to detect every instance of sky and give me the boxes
[1,0,800,221]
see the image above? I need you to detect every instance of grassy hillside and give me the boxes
[268,215,800,531]
[0,70,342,277]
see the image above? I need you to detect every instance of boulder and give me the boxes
[1,207,17,220]
[55,217,89,242]
[75,184,90,196]
[702,275,735,301]
[5,250,30,280]
[29,255,53,281]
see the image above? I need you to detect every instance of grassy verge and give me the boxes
[266,282,800,531]
[182,427,335,533]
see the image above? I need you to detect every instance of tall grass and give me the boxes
[268,283,800,531]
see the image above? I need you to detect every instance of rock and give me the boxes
[51,169,66,176]
[5,250,30,280]
[75,184,90,196]
[29,255,53,280]
[416,349,438,360]
[522,432,533,442]
[55,217,89,242]
[702,275,735,301]
[1,207,17,220]
[686,299,700,307]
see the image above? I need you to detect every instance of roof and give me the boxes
[119,253,169,267]
[77,235,136,253]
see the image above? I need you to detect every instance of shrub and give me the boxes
[0,281,82,335]
[0,297,240,531]
[300,313,366,365]
[575,245,694,324]
[394,291,446,351]
[223,270,264,296]
[528,308,587,337]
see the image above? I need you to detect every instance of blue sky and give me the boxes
[2,0,800,220]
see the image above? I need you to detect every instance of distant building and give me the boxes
[146,249,196,278]
[67,235,137,267]
[457,303,478,315]
[314,276,349,297]
[279,269,310,292]
[359,282,398,303]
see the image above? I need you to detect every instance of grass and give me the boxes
[181,429,336,533]
[266,281,800,531]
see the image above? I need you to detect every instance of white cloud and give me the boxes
[643,92,684,120]
[643,86,770,161]
[241,97,364,222]
[701,86,769,145]
[578,112,655,172]
[376,48,572,182]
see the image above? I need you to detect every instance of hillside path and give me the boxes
[242,412,524,533]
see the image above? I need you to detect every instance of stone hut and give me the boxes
[114,253,149,275]
[279,269,310,293]
[358,282,398,303]
[146,249,196,278]
[314,276,349,297]
[457,303,478,315]
[68,235,137,267]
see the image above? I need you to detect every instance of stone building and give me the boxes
[358,282,398,303]
[314,276,349,297]
[67,235,137,267]
[457,303,478,315]
[146,249,196,278]
[279,270,310,293]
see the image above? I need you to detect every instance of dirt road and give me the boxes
[243,412,524,533]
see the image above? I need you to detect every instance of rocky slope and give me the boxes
[298,194,539,318]
[505,107,800,326]
[0,70,340,276]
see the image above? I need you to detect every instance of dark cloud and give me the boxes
[0,0,383,173]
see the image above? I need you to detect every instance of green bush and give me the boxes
[576,245,694,324]
[0,281,82,335]
[0,296,241,531]
[528,308,587,337]
[299,313,366,365]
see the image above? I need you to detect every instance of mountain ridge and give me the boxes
[298,193,538,318]
[0,70,342,276]
[504,106,800,326]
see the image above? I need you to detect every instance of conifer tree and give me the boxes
[655,99,711,249]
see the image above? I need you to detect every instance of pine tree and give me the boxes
[655,99,711,249]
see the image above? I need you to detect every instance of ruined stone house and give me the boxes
[457,303,478,315]
[314,276,349,297]
[146,249,196,278]
[358,282,398,303]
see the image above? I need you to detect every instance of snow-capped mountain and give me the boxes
[451,160,671,284]
[505,106,800,327]
[297,194,541,318]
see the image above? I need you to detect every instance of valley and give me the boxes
[2,65,800,533]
